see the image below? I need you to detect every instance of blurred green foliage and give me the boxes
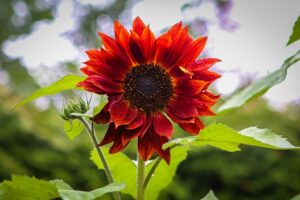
[0,1,299,200]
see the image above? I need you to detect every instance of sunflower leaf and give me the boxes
[0,175,59,200]
[90,148,136,198]
[51,178,125,200]
[163,123,299,151]
[287,16,300,46]
[55,182,125,200]
[93,95,108,116]
[90,146,188,199]
[201,190,219,200]
[0,175,124,200]
[217,50,300,113]
[145,146,189,200]
[291,193,300,200]
[15,74,85,108]
[64,119,84,140]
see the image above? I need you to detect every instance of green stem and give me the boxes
[78,117,121,200]
[137,151,145,200]
[143,145,175,189]
[143,157,161,189]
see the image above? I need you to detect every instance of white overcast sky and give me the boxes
[3,0,300,107]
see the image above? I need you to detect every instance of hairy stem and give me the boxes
[78,117,121,200]
[143,145,175,189]
[143,157,162,189]
[137,150,145,200]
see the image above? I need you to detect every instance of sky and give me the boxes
[3,0,300,107]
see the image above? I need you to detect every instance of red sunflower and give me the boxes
[78,17,221,164]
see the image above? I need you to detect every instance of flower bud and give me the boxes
[61,98,89,121]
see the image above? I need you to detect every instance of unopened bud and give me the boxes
[61,98,89,120]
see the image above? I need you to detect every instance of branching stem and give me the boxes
[78,117,121,200]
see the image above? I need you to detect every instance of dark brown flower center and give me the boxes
[124,63,173,113]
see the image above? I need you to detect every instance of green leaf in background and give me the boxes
[164,123,299,152]
[287,16,300,46]
[91,147,189,200]
[93,95,108,116]
[201,190,219,200]
[90,148,137,198]
[15,74,85,108]
[291,194,300,200]
[145,146,189,200]
[0,175,59,200]
[64,119,84,140]
[55,181,125,200]
[218,50,300,113]
[51,179,73,190]
[0,176,125,200]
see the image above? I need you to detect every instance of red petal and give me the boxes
[98,32,116,51]
[83,60,125,81]
[193,71,221,81]
[152,135,170,164]
[154,22,183,67]
[87,75,122,94]
[167,97,198,119]
[132,17,146,36]
[187,58,221,71]
[179,66,193,78]
[99,123,116,145]
[175,79,207,96]
[192,98,216,116]
[86,49,101,59]
[93,103,110,124]
[100,48,132,72]
[80,66,95,76]
[138,133,154,161]
[138,115,153,138]
[129,31,144,63]
[176,36,207,66]
[162,26,192,68]
[179,117,204,135]
[126,111,146,130]
[140,26,156,63]
[77,80,105,94]
[165,106,195,124]
[153,112,173,138]
[195,91,220,106]
[115,107,138,127]
[109,99,130,126]
[121,127,141,145]
[99,33,133,66]
[114,21,133,60]
[109,134,128,153]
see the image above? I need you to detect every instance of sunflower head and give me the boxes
[78,17,221,164]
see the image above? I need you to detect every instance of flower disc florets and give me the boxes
[124,63,173,114]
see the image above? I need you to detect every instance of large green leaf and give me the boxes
[90,148,137,198]
[287,16,300,46]
[218,50,300,113]
[91,147,189,199]
[53,180,125,200]
[15,74,85,108]
[291,194,300,200]
[145,146,189,200]
[163,123,299,152]
[0,175,124,200]
[0,175,59,200]
[64,119,84,140]
[201,190,219,200]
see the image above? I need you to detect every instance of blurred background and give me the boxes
[0,0,300,199]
